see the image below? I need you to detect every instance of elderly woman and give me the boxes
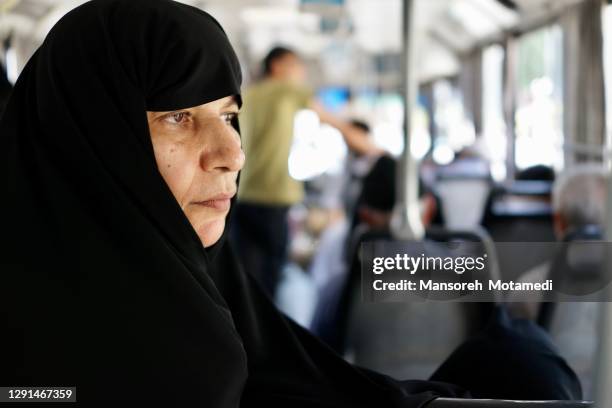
[0,0,580,406]
[0,1,463,406]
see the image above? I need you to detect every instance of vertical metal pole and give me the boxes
[595,302,612,407]
[503,36,517,181]
[391,0,424,240]
[595,171,612,407]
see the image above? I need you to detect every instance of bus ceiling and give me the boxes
[0,0,593,83]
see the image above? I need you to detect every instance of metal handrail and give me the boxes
[426,398,593,408]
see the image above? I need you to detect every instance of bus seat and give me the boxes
[425,398,593,408]
[481,181,555,239]
[538,224,605,329]
[481,181,556,281]
[436,177,491,230]
[309,226,391,353]
[340,226,501,380]
[346,294,470,379]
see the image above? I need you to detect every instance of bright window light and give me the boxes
[514,25,564,171]
[288,109,347,181]
[372,122,404,157]
[433,79,475,153]
[6,47,18,84]
[410,106,432,160]
[433,143,455,165]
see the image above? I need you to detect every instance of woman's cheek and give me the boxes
[157,145,195,207]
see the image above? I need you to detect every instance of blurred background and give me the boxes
[2,0,612,402]
[1,0,598,176]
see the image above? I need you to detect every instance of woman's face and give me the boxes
[147,96,244,247]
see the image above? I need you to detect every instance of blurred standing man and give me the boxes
[232,46,380,298]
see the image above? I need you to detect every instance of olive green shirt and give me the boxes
[237,79,312,205]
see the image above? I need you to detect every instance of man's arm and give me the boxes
[309,100,384,156]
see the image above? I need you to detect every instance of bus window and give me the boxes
[432,79,475,165]
[482,44,507,182]
[514,24,564,172]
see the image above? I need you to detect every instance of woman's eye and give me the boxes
[222,112,238,125]
[163,112,190,125]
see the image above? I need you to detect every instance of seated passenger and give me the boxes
[508,165,607,317]
[507,164,608,397]
[0,1,581,405]
[516,164,556,182]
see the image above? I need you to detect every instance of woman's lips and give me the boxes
[193,194,234,211]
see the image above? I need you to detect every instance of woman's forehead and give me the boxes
[149,95,239,114]
[191,95,239,112]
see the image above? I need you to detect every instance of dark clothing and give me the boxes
[358,155,397,212]
[230,202,290,297]
[1,1,244,406]
[0,61,11,117]
[0,1,469,406]
[211,244,469,407]
[431,306,582,400]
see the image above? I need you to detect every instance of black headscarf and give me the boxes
[0,1,465,406]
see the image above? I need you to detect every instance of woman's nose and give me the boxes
[199,124,245,172]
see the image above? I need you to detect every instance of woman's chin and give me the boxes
[196,218,226,247]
